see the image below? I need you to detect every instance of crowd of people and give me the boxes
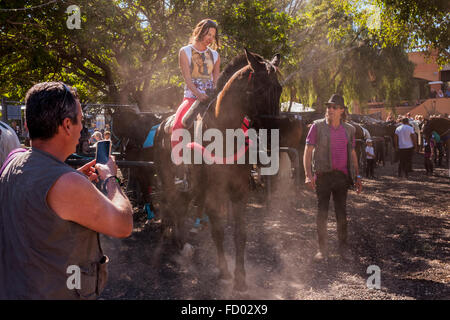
[384,112,447,174]
[430,88,450,98]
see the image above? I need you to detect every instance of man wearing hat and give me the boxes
[303,94,362,262]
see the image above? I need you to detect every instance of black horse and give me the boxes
[152,49,282,291]
[112,108,171,209]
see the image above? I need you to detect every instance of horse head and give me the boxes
[243,49,282,129]
[215,49,282,131]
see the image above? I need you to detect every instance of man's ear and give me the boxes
[61,118,72,135]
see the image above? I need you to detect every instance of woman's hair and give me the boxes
[190,19,219,50]
[92,131,102,140]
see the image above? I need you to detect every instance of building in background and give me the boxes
[353,50,450,119]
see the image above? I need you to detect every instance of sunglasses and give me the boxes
[60,83,78,107]
[327,104,344,110]
[58,84,70,108]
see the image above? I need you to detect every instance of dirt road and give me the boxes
[100,153,449,300]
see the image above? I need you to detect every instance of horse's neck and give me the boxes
[212,105,245,133]
[210,90,247,132]
[431,120,450,136]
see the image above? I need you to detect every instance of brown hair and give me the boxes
[25,82,79,140]
[190,19,219,50]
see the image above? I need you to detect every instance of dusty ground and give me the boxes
[100,153,449,300]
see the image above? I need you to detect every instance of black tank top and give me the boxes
[0,148,107,299]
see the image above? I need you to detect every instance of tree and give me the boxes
[0,0,296,108]
[334,0,449,66]
[277,0,416,113]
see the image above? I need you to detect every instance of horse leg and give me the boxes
[207,204,232,280]
[231,200,248,291]
[173,193,190,249]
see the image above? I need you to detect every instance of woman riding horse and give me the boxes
[154,49,282,291]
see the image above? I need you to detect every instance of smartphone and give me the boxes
[95,140,111,164]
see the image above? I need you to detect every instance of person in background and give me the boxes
[103,130,111,141]
[445,87,450,97]
[0,120,21,167]
[394,117,417,178]
[90,131,103,145]
[365,139,376,179]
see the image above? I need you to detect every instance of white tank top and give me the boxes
[180,45,219,99]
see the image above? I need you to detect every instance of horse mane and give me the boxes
[216,54,249,93]
[429,117,450,124]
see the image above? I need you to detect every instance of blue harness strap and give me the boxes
[143,124,160,148]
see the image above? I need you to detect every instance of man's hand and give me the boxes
[77,159,98,182]
[197,92,209,102]
[95,155,118,181]
[305,176,316,191]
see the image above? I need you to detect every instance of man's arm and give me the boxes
[303,144,315,190]
[47,161,133,238]
[351,148,362,194]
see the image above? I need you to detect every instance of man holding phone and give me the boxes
[0,82,133,299]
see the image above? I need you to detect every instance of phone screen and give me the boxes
[96,140,111,164]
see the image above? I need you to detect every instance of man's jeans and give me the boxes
[315,170,350,252]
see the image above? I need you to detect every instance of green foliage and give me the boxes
[280,0,417,114]
[0,0,296,107]
[334,0,449,66]
[0,0,445,115]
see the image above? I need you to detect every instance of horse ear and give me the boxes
[244,48,263,71]
[271,53,281,67]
